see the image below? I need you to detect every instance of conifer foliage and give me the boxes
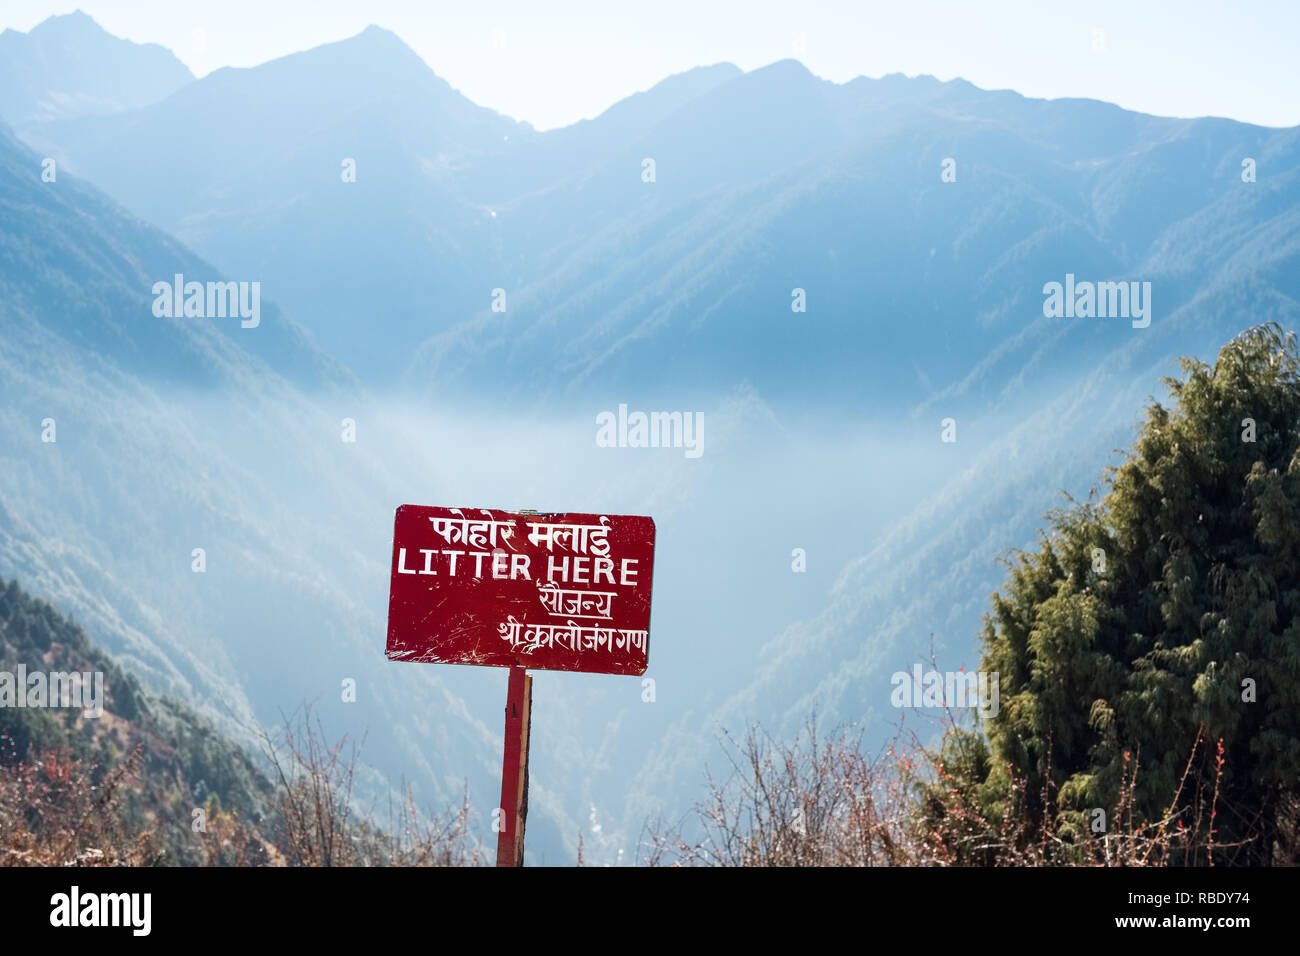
[974,323,1300,864]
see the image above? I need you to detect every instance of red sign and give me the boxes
[385,506,655,676]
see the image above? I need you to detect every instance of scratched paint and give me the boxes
[385,505,655,676]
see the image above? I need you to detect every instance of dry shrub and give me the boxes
[0,742,160,866]
[0,704,483,867]
[642,708,1270,867]
[257,703,483,867]
[641,717,917,866]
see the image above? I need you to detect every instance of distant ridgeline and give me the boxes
[0,580,274,864]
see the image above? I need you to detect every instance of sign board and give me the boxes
[385,506,655,676]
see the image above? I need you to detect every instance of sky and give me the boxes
[3,1,1298,130]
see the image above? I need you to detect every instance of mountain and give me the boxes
[24,26,532,381]
[413,65,1300,414]
[30,27,1300,422]
[5,21,1300,865]
[0,11,192,127]
[0,578,274,865]
[3,111,704,864]
[0,119,514,847]
[0,116,352,702]
[0,122,351,392]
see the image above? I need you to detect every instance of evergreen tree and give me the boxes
[974,324,1300,864]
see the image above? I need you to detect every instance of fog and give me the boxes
[167,384,1024,863]
[1,317,1106,865]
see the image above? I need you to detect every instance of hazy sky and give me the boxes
[3,1,1297,130]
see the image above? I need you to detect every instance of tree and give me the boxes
[971,323,1300,864]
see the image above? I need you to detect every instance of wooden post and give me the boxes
[496,665,532,867]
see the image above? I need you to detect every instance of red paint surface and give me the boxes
[496,665,530,867]
[385,505,655,676]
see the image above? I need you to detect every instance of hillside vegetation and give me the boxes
[649,327,1300,866]
[0,579,479,866]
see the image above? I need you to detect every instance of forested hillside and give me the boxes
[0,578,273,864]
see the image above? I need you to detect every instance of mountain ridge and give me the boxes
[4,15,1300,866]
[0,10,192,127]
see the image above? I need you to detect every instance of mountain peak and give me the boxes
[0,9,193,126]
[341,23,420,55]
[752,58,815,80]
[281,23,432,80]
[29,9,104,37]
[736,58,826,99]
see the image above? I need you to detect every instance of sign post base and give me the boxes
[496,665,532,867]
